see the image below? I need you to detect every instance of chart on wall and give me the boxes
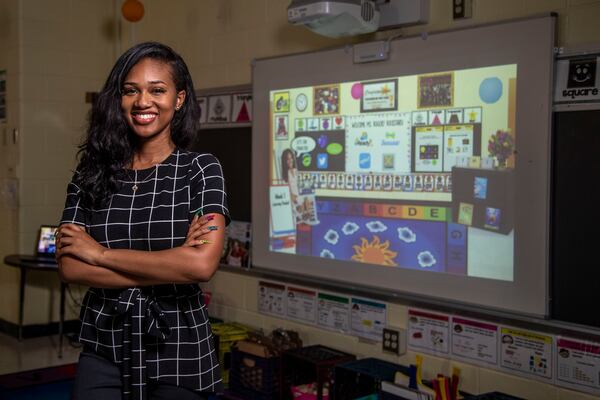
[268,64,517,282]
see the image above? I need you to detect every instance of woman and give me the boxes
[281,148,299,208]
[56,42,229,400]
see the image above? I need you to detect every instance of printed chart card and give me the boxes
[232,93,253,122]
[499,327,553,382]
[317,292,350,333]
[258,281,286,317]
[207,95,231,123]
[556,336,600,395]
[286,286,317,324]
[451,316,499,367]
[350,297,386,341]
[408,309,450,356]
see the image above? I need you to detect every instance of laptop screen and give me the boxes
[37,226,58,256]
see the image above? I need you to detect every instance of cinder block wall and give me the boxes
[2,0,600,398]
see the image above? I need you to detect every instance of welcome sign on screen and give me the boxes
[269,65,516,282]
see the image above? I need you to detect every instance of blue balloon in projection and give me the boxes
[479,77,503,104]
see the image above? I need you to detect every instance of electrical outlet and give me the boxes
[382,327,401,354]
[452,0,472,20]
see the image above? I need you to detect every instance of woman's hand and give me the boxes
[183,214,219,247]
[56,224,106,266]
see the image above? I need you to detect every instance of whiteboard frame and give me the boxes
[252,15,556,317]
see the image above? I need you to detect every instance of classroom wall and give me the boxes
[0,0,116,325]
[16,0,115,326]
[0,0,21,324]
[1,0,600,398]
[202,270,600,400]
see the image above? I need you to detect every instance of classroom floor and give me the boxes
[0,332,81,375]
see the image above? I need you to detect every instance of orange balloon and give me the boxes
[122,0,144,22]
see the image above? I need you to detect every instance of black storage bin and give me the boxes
[283,345,356,400]
[229,347,282,400]
[333,358,408,400]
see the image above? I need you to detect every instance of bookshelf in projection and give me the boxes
[269,64,517,281]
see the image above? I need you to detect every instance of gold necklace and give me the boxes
[125,149,173,191]
[125,166,158,192]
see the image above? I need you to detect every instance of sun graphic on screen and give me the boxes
[352,235,397,266]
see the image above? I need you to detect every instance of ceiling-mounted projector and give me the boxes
[288,0,429,38]
[288,0,380,38]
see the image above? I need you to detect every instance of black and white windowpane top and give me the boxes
[60,150,229,399]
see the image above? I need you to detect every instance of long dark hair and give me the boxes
[281,149,296,182]
[76,42,200,208]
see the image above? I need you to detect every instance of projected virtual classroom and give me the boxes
[269,64,517,282]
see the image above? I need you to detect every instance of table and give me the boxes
[3,254,66,358]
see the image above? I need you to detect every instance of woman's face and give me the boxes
[286,151,294,169]
[121,58,186,141]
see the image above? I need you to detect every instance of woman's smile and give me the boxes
[131,111,158,124]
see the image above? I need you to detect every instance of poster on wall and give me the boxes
[317,292,350,333]
[232,93,253,122]
[554,56,600,103]
[207,95,231,123]
[258,281,286,317]
[499,326,554,382]
[451,316,499,367]
[555,336,600,395]
[407,309,450,356]
[350,297,386,341]
[286,286,317,324]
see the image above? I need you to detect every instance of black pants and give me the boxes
[72,351,208,400]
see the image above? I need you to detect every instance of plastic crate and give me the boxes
[291,383,329,400]
[333,358,408,400]
[229,347,282,400]
[211,323,250,385]
[283,345,356,400]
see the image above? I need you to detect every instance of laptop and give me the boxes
[18,225,58,265]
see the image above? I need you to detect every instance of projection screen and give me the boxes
[252,15,555,317]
